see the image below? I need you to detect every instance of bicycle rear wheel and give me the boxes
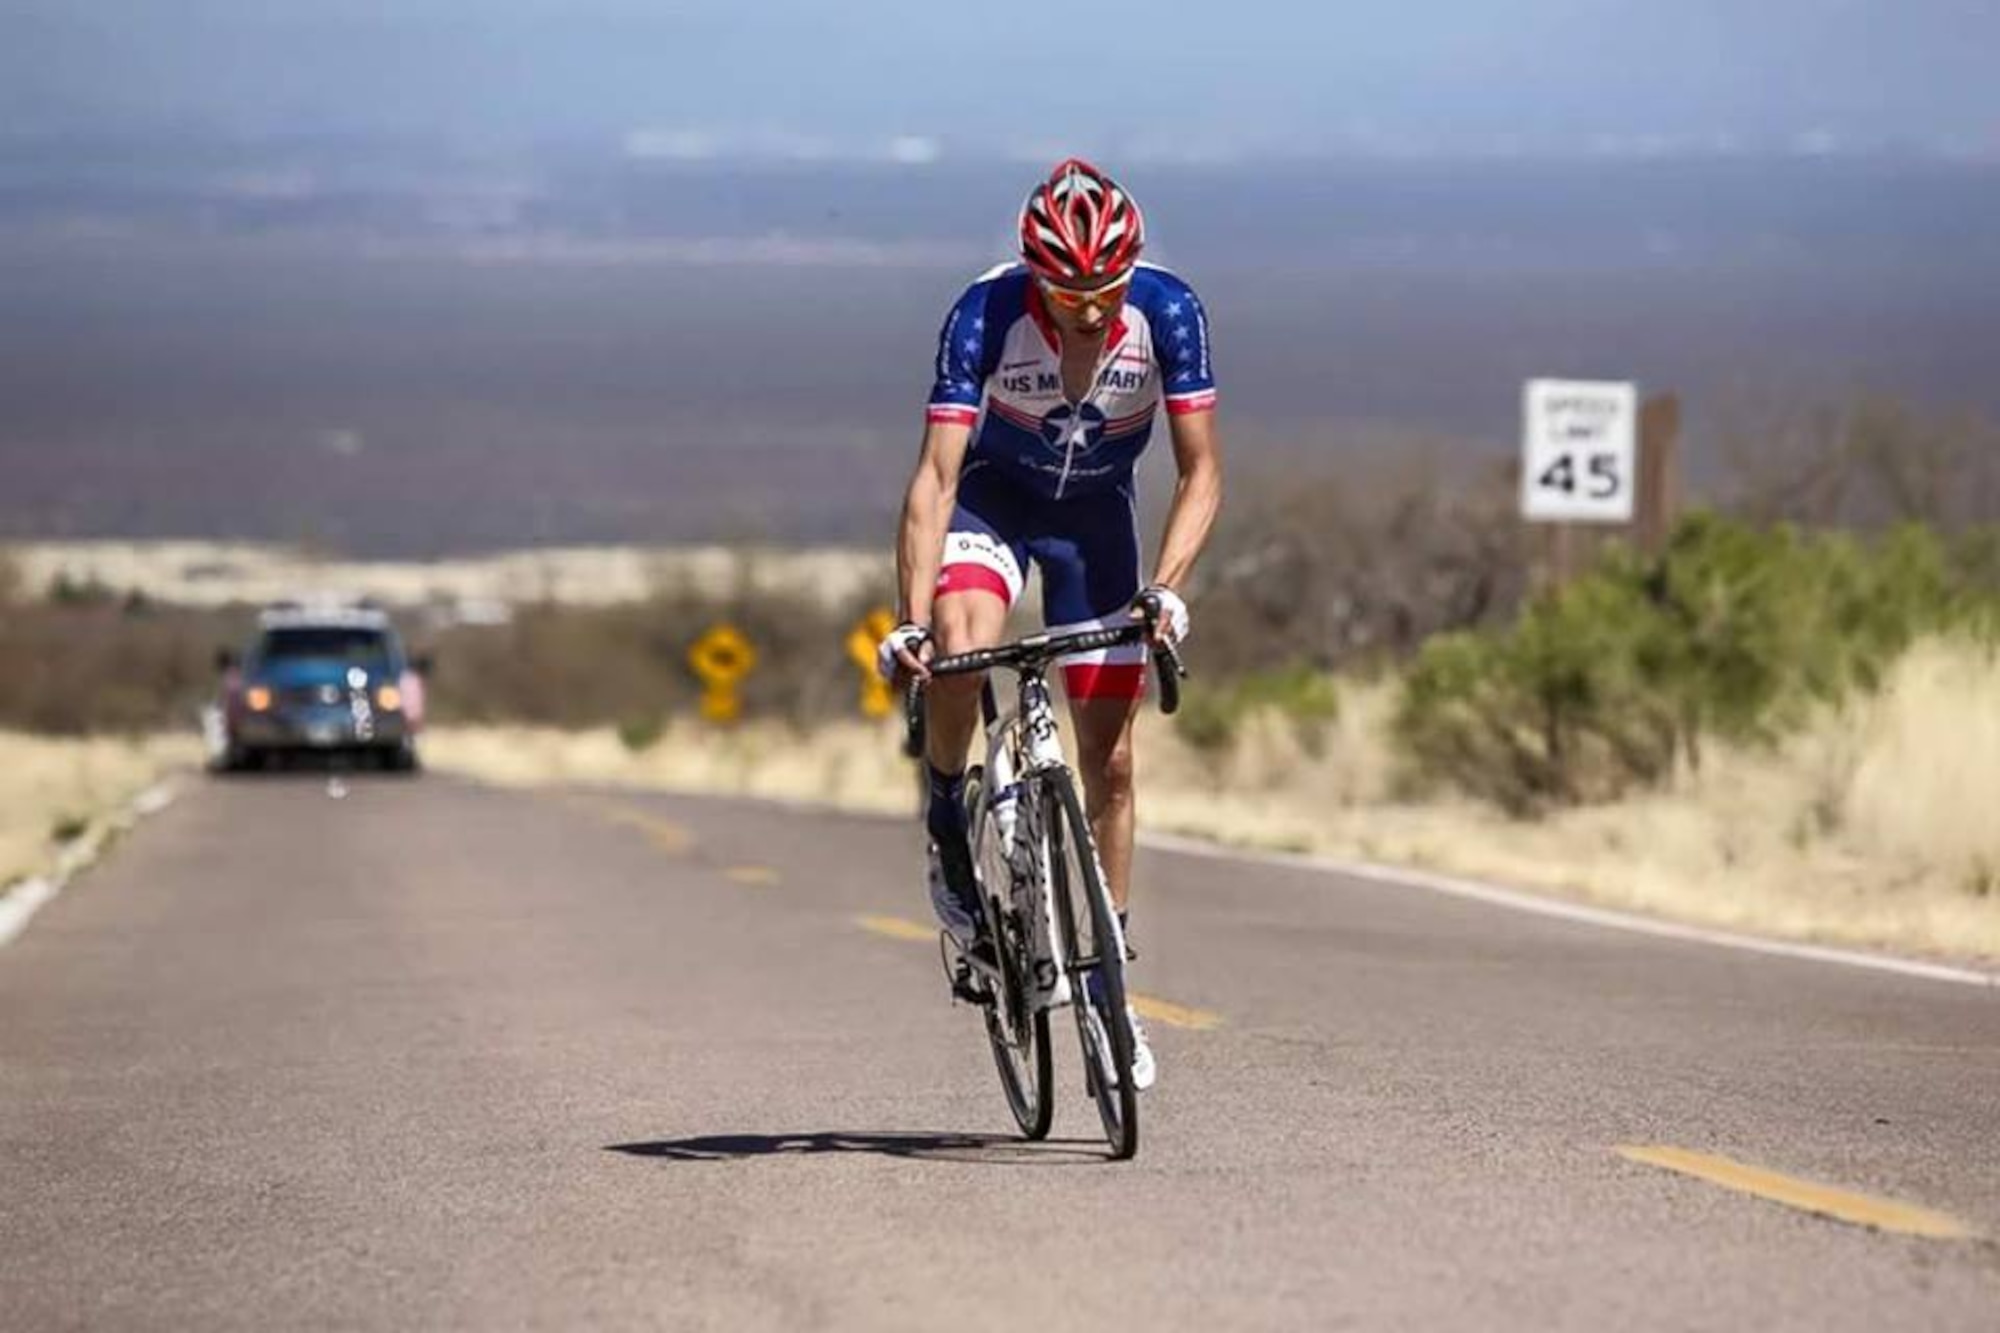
[1042,768,1138,1160]
[966,769,1054,1140]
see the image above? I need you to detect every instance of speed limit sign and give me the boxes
[1521,379,1637,523]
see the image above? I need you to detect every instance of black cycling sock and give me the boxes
[924,763,968,845]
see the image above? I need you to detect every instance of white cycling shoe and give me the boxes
[1084,996,1157,1092]
[1127,1006,1157,1091]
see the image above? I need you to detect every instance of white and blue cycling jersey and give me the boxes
[923,261,1217,700]
[924,261,1218,502]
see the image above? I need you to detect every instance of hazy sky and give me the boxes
[4,1,1998,155]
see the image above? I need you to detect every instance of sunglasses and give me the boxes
[1037,274,1131,312]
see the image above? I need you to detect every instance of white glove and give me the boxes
[875,622,932,682]
[1135,585,1190,645]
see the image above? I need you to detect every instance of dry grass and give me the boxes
[1150,640,2000,962]
[424,720,920,816]
[1844,641,2000,890]
[430,638,2000,963]
[0,733,199,889]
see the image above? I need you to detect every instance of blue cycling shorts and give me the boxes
[934,461,1148,700]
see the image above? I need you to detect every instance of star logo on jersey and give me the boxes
[1039,402,1108,456]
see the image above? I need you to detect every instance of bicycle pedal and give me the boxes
[950,959,993,1007]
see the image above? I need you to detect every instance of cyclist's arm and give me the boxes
[1150,405,1223,593]
[895,417,975,628]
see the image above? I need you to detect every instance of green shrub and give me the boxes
[617,715,666,752]
[1396,578,1676,813]
[1394,511,1992,814]
[1172,663,1340,759]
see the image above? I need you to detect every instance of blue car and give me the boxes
[214,603,427,773]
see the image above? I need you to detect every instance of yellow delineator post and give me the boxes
[846,608,898,719]
[688,624,757,724]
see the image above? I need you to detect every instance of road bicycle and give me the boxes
[905,599,1184,1161]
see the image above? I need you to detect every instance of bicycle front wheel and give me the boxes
[967,769,1054,1140]
[1042,768,1138,1161]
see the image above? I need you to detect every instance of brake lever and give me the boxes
[1134,591,1188,716]
[903,679,927,759]
[1152,640,1185,716]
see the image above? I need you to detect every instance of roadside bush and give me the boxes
[1723,394,2000,536]
[1394,512,1995,814]
[424,588,881,731]
[1953,526,2000,608]
[617,715,668,753]
[1396,570,1676,812]
[1173,664,1340,759]
[1190,455,1529,678]
[0,599,249,735]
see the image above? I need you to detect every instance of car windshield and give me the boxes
[256,627,395,665]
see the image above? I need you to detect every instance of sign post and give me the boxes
[1636,392,1683,556]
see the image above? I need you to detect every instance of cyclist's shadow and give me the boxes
[607,1131,1103,1166]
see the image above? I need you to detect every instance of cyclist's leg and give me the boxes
[926,468,1031,940]
[1029,485,1147,916]
[927,466,1030,774]
[1034,487,1157,1091]
[1068,698,1141,914]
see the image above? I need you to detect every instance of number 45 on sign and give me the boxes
[1521,379,1637,524]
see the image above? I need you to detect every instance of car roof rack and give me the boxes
[256,596,394,630]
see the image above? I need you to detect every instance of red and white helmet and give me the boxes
[1017,158,1145,284]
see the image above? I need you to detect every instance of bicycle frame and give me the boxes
[968,665,1080,1007]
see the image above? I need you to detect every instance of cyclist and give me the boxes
[877,158,1224,1091]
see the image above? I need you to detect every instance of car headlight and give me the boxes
[375,684,403,712]
[246,686,273,712]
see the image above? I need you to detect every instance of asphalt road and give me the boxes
[3,772,1997,1331]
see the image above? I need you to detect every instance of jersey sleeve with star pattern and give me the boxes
[1132,266,1218,416]
[924,270,1019,427]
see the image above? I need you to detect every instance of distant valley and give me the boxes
[2,142,1995,554]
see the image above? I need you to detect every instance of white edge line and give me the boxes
[510,780,2000,991]
[1140,831,2000,990]
[0,877,59,948]
[0,779,180,950]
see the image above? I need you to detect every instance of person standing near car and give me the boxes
[877,158,1224,1090]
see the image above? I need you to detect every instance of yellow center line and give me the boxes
[1130,994,1225,1032]
[571,798,696,856]
[1615,1145,1980,1240]
[852,916,1223,1028]
[725,864,781,887]
[857,914,940,943]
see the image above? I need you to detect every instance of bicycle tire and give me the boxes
[966,769,1054,1140]
[1042,768,1138,1160]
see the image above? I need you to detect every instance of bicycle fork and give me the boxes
[1006,674,1076,1010]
